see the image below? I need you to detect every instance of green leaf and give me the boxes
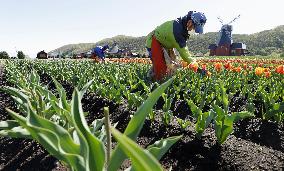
[0,120,21,129]
[6,107,85,171]
[126,135,182,171]
[214,110,254,144]
[220,83,229,113]
[111,128,163,171]
[177,118,191,130]
[213,104,225,119]
[146,135,182,160]
[2,86,29,104]
[29,70,38,85]
[230,111,254,122]
[71,88,105,171]
[0,126,31,139]
[52,77,69,110]
[267,102,284,116]
[196,111,214,139]
[219,118,234,144]
[187,100,202,119]
[79,80,94,99]
[91,117,105,133]
[109,77,174,171]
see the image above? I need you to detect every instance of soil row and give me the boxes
[0,67,283,170]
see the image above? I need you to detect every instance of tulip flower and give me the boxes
[224,62,232,70]
[202,64,207,70]
[248,66,253,71]
[214,63,222,72]
[264,71,271,78]
[233,66,242,73]
[276,65,284,74]
[206,71,212,77]
[189,62,199,72]
[255,67,264,76]
[263,68,270,72]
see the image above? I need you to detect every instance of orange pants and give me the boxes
[151,36,167,80]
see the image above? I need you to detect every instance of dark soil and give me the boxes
[234,118,284,152]
[0,65,283,171]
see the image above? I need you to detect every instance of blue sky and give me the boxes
[0,0,283,58]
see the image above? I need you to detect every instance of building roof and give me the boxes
[208,44,217,49]
[231,43,246,49]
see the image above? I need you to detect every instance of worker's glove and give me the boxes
[171,60,182,68]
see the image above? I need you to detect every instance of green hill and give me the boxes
[49,25,284,56]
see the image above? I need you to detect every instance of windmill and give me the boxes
[209,15,247,56]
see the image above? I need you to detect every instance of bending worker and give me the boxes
[91,45,109,62]
[146,11,207,80]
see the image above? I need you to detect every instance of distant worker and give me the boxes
[146,11,207,80]
[91,45,109,62]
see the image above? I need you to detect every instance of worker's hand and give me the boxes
[171,60,181,68]
[189,57,197,63]
[189,60,198,66]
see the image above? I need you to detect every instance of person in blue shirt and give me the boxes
[91,45,109,61]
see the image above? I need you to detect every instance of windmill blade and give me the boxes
[228,14,241,25]
[217,16,224,25]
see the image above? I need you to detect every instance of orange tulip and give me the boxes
[233,66,242,73]
[263,68,270,72]
[276,65,284,74]
[214,63,222,72]
[189,62,199,72]
[264,71,271,78]
[255,67,264,76]
[243,64,247,70]
[224,62,232,70]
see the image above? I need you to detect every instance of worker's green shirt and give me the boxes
[146,20,194,63]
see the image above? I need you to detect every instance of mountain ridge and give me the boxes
[49,25,284,56]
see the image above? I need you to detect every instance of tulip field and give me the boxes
[0,57,283,170]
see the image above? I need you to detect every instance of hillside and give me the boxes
[49,25,284,56]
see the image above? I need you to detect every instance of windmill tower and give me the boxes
[209,15,247,56]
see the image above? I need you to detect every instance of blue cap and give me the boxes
[191,12,206,34]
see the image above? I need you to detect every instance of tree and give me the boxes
[0,51,10,59]
[17,51,26,59]
[280,53,284,57]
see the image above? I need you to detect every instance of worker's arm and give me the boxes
[175,46,195,64]
[171,19,196,64]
